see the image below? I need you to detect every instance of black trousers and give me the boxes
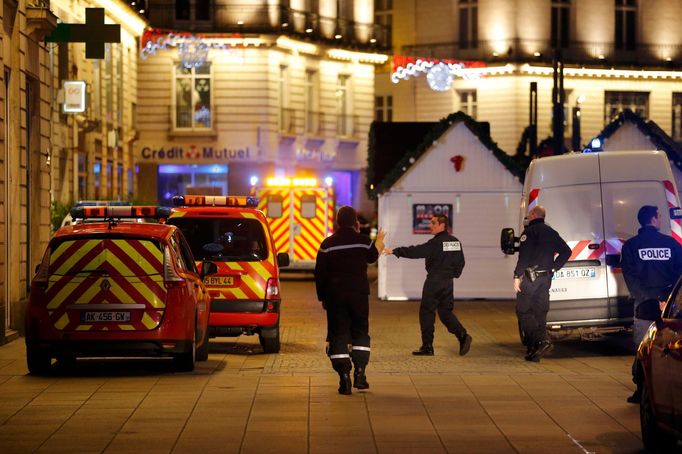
[326,293,370,374]
[419,276,466,346]
[515,276,552,347]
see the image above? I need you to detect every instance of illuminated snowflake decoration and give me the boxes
[178,36,209,69]
[426,62,454,92]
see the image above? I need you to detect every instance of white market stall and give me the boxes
[373,112,524,300]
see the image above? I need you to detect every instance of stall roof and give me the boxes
[367,111,525,198]
[585,108,682,171]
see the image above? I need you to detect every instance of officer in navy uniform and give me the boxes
[315,206,385,395]
[384,214,472,356]
[621,205,682,403]
[513,206,571,362]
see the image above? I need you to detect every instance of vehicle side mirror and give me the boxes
[277,252,290,268]
[500,228,519,255]
[635,298,663,324]
[200,261,218,279]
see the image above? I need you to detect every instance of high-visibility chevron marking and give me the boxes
[48,277,101,309]
[240,273,263,299]
[298,221,325,246]
[141,313,157,330]
[52,240,100,275]
[249,261,272,281]
[55,313,69,330]
[294,236,318,260]
[119,325,135,331]
[76,325,91,331]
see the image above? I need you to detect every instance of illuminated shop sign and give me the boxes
[295,148,336,162]
[139,145,253,162]
[62,80,87,113]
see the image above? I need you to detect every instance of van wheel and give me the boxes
[27,346,52,375]
[196,327,209,362]
[174,329,196,372]
[259,326,280,353]
[641,382,677,452]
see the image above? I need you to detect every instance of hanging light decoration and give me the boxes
[426,62,454,91]
[177,35,209,69]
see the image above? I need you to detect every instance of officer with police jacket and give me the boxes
[621,205,682,403]
[315,206,385,395]
[384,214,471,356]
[513,206,571,362]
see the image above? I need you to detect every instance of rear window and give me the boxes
[48,238,163,276]
[169,218,268,262]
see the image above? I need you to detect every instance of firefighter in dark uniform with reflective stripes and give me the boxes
[621,205,682,403]
[315,206,385,395]
[384,214,471,356]
[513,205,571,362]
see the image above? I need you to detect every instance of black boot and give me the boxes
[412,345,434,356]
[526,340,553,362]
[459,334,472,356]
[338,372,352,395]
[626,389,641,404]
[353,367,370,390]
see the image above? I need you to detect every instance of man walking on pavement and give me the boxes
[621,205,682,403]
[513,206,571,362]
[315,206,385,395]
[384,214,471,356]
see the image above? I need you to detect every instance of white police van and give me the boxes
[501,150,682,338]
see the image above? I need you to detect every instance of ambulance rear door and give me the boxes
[598,151,679,323]
[258,188,292,258]
[291,188,333,265]
[531,155,610,326]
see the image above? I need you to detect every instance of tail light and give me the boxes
[33,251,50,290]
[265,278,280,301]
[164,247,187,289]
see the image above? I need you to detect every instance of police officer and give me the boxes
[315,206,385,395]
[621,205,682,403]
[513,206,571,362]
[384,214,471,356]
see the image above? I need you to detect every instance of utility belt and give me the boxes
[524,266,551,283]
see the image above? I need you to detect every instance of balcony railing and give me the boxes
[305,111,324,136]
[280,108,296,134]
[401,39,682,68]
[189,5,391,51]
[336,114,359,139]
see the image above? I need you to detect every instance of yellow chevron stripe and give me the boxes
[47,278,100,310]
[53,240,99,275]
[140,240,164,265]
[133,280,166,308]
[229,287,248,299]
[102,252,136,277]
[168,211,187,218]
[113,240,161,275]
[55,313,69,330]
[241,273,264,296]
[76,325,91,331]
[226,262,243,271]
[241,212,258,219]
[141,312,158,330]
[118,325,135,330]
[294,237,317,260]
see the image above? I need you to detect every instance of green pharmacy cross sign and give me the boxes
[46,8,120,59]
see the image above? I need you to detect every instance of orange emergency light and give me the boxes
[70,206,171,219]
[172,195,258,207]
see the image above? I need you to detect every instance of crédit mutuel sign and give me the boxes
[139,144,253,163]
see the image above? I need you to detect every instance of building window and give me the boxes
[279,65,293,133]
[604,91,648,124]
[94,157,102,199]
[77,152,87,199]
[174,62,212,129]
[673,93,682,142]
[615,0,637,51]
[336,74,351,136]
[551,0,570,49]
[375,95,393,122]
[196,0,211,21]
[175,0,190,20]
[458,0,478,49]
[304,70,319,134]
[458,90,477,119]
[374,0,392,48]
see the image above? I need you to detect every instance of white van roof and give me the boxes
[526,150,674,188]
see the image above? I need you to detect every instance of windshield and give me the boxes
[169,217,268,262]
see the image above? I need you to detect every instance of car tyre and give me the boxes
[640,382,678,452]
[174,329,196,372]
[26,346,52,375]
[259,325,280,353]
[196,326,209,362]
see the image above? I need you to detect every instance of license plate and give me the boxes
[553,267,597,280]
[204,276,235,286]
[81,312,131,322]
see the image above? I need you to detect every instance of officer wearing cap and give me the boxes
[384,214,471,356]
[621,204,682,403]
[513,206,571,362]
[315,206,385,395]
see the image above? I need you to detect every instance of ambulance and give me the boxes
[501,150,682,338]
[252,176,335,270]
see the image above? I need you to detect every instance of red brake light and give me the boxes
[265,278,280,301]
[164,247,187,288]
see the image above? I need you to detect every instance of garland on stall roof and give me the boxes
[366,111,526,199]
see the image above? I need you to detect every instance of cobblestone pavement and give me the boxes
[0,269,655,454]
